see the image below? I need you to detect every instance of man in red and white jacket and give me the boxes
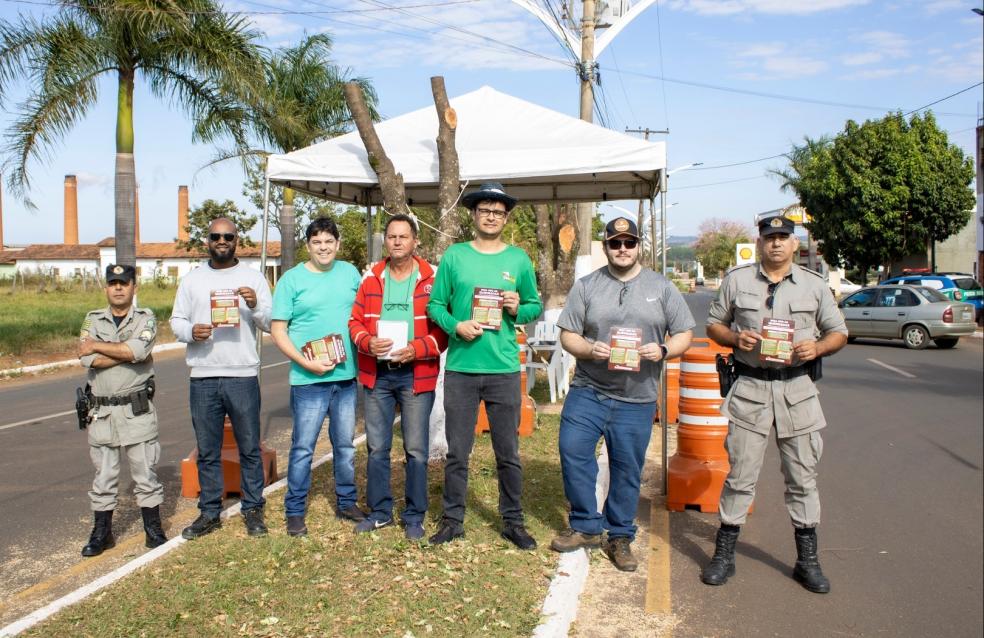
[349,214,448,540]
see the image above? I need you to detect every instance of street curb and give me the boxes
[0,434,366,637]
[533,444,609,637]
[0,342,186,378]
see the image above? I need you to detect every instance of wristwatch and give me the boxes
[659,344,669,360]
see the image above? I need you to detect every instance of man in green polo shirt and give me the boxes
[427,182,543,549]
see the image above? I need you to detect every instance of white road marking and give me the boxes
[1,361,289,432]
[0,410,76,432]
[867,358,916,379]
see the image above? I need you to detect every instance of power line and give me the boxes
[597,65,976,117]
[903,82,983,116]
[690,154,786,170]
[672,175,770,190]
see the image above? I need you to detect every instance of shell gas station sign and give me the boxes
[736,243,756,266]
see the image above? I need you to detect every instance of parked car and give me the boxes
[879,273,983,321]
[839,285,977,349]
[837,277,862,296]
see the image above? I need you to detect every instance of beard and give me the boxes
[208,243,237,265]
[606,251,640,275]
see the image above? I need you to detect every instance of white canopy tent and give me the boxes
[264,85,666,208]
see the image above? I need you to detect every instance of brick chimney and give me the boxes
[178,185,189,242]
[64,175,79,245]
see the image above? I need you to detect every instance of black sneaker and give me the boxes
[243,508,268,537]
[181,514,222,540]
[355,517,393,534]
[428,521,464,545]
[286,516,308,537]
[502,524,537,550]
[336,505,368,522]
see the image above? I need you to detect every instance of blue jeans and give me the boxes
[189,376,266,516]
[364,365,434,525]
[558,385,656,540]
[285,379,357,517]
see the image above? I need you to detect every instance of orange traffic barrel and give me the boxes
[667,338,733,513]
[476,330,536,436]
[181,416,278,499]
[655,361,680,425]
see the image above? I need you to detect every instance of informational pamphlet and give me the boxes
[608,327,643,372]
[759,318,795,365]
[376,320,409,360]
[210,289,240,327]
[471,287,505,330]
[302,334,347,365]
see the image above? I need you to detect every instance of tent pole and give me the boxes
[258,176,271,418]
[366,199,373,265]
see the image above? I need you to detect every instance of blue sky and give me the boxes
[0,0,981,246]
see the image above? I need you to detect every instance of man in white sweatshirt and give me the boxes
[170,217,273,539]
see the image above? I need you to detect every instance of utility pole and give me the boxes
[625,127,669,269]
[575,0,597,261]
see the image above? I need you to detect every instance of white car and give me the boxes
[838,278,862,295]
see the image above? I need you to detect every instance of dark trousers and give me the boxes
[441,371,524,527]
[189,376,265,516]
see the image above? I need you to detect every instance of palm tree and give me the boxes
[247,33,377,270]
[0,0,264,265]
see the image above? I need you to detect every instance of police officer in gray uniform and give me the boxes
[78,264,166,556]
[701,214,847,593]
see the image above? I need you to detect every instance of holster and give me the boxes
[75,384,94,430]
[715,353,737,398]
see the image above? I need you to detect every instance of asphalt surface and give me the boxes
[0,343,296,611]
[671,290,984,637]
[1,290,982,637]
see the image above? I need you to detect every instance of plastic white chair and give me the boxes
[526,320,563,403]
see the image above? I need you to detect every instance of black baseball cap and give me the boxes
[605,217,640,240]
[759,215,795,237]
[105,264,136,284]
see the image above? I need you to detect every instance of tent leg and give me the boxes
[366,203,373,264]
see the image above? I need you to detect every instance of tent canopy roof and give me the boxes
[266,86,666,208]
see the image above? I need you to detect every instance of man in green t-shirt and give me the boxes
[427,182,543,549]
[271,217,364,537]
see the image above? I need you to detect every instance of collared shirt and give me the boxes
[707,262,847,437]
[79,305,158,446]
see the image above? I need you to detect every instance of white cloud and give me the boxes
[923,0,963,14]
[761,56,828,77]
[75,172,110,190]
[838,30,910,69]
[738,43,786,57]
[841,51,883,66]
[844,67,904,80]
[667,0,869,16]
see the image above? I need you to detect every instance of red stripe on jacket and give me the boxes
[348,255,448,393]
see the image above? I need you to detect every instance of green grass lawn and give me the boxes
[0,285,177,358]
[25,415,567,638]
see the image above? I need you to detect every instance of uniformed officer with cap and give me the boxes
[77,264,166,556]
[701,213,847,593]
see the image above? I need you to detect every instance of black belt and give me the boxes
[735,360,810,381]
[380,360,412,371]
[93,391,144,407]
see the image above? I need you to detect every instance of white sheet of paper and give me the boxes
[377,320,409,360]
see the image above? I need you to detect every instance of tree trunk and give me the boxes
[535,203,577,310]
[343,82,406,216]
[114,68,137,267]
[431,77,461,258]
[280,187,296,271]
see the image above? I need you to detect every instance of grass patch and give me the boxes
[0,285,177,357]
[25,415,568,638]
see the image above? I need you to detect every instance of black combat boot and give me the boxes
[141,506,168,548]
[81,510,115,557]
[701,524,740,586]
[793,527,830,593]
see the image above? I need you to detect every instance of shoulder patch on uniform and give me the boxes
[80,316,92,338]
[138,329,154,342]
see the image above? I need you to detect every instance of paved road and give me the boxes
[671,291,984,637]
[0,343,296,606]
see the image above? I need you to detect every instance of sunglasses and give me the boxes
[209,232,236,242]
[766,281,779,309]
[606,238,638,250]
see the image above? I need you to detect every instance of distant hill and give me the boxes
[667,235,697,247]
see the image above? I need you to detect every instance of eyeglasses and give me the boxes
[606,238,638,250]
[766,281,779,309]
[619,285,629,306]
[476,207,508,220]
[209,232,236,242]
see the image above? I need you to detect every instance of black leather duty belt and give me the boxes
[93,391,143,407]
[734,360,810,381]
